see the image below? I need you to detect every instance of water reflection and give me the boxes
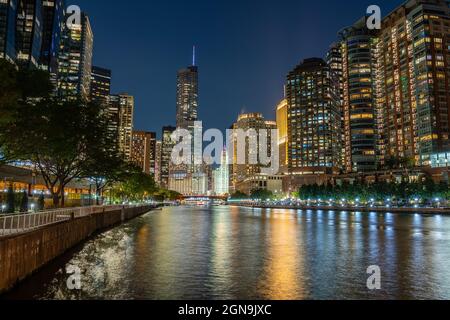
[3,206,450,300]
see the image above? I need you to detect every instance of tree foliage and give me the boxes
[250,188,274,200]
[298,177,450,203]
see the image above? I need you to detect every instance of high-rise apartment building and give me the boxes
[131,131,156,175]
[285,58,342,176]
[327,42,346,167]
[91,66,111,104]
[339,18,379,173]
[276,98,288,174]
[0,0,18,63]
[160,126,176,189]
[57,12,93,101]
[333,0,450,171]
[230,113,277,191]
[109,94,134,159]
[375,0,450,166]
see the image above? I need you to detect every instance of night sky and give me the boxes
[72,0,397,138]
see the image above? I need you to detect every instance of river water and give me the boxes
[4,206,450,300]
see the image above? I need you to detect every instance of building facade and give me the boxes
[285,58,342,176]
[131,131,156,175]
[212,149,230,196]
[154,140,162,185]
[57,12,93,101]
[160,126,176,189]
[276,98,288,174]
[375,0,450,167]
[0,0,18,63]
[339,18,379,173]
[109,94,134,160]
[15,0,43,68]
[40,0,65,81]
[91,66,111,104]
[230,113,277,193]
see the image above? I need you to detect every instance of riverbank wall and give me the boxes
[233,204,450,214]
[0,205,155,294]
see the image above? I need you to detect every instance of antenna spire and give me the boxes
[192,45,196,66]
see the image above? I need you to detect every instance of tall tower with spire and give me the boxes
[176,46,199,129]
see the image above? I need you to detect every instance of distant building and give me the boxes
[176,63,198,130]
[230,112,277,193]
[154,140,162,185]
[160,126,176,189]
[91,66,111,104]
[109,94,134,159]
[57,12,93,101]
[276,98,288,174]
[131,131,156,175]
[212,149,229,196]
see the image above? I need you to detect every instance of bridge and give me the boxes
[181,195,228,200]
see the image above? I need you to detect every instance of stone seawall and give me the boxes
[0,205,154,294]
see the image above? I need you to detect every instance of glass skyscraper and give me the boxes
[57,12,93,101]
[15,0,43,68]
[0,0,18,63]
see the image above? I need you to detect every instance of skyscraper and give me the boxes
[212,149,230,196]
[285,58,342,176]
[109,94,134,160]
[276,98,288,174]
[339,18,378,173]
[57,12,93,101]
[161,126,176,189]
[131,131,156,175]
[176,48,198,129]
[91,66,111,104]
[0,0,18,63]
[154,140,162,186]
[374,0,450,167]
[40,0,65,79]
[15,0,43,68]
[327,42,346,168]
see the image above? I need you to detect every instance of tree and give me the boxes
[3,99,117,207]
[6,185,15,214]
[81,103,128,205]
[250,188,273,200]
[20,191,28,213]
[0,59,52,165]
[111,167,157,202]
[230,191,248,200]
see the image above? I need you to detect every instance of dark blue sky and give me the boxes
[73,0,396,138]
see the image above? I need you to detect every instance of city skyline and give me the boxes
[71,0,400,137]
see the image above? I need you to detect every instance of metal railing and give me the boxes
[0,205,130,238]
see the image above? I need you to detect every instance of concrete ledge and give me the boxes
[0,205,155,294]
[233,204,450,214]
